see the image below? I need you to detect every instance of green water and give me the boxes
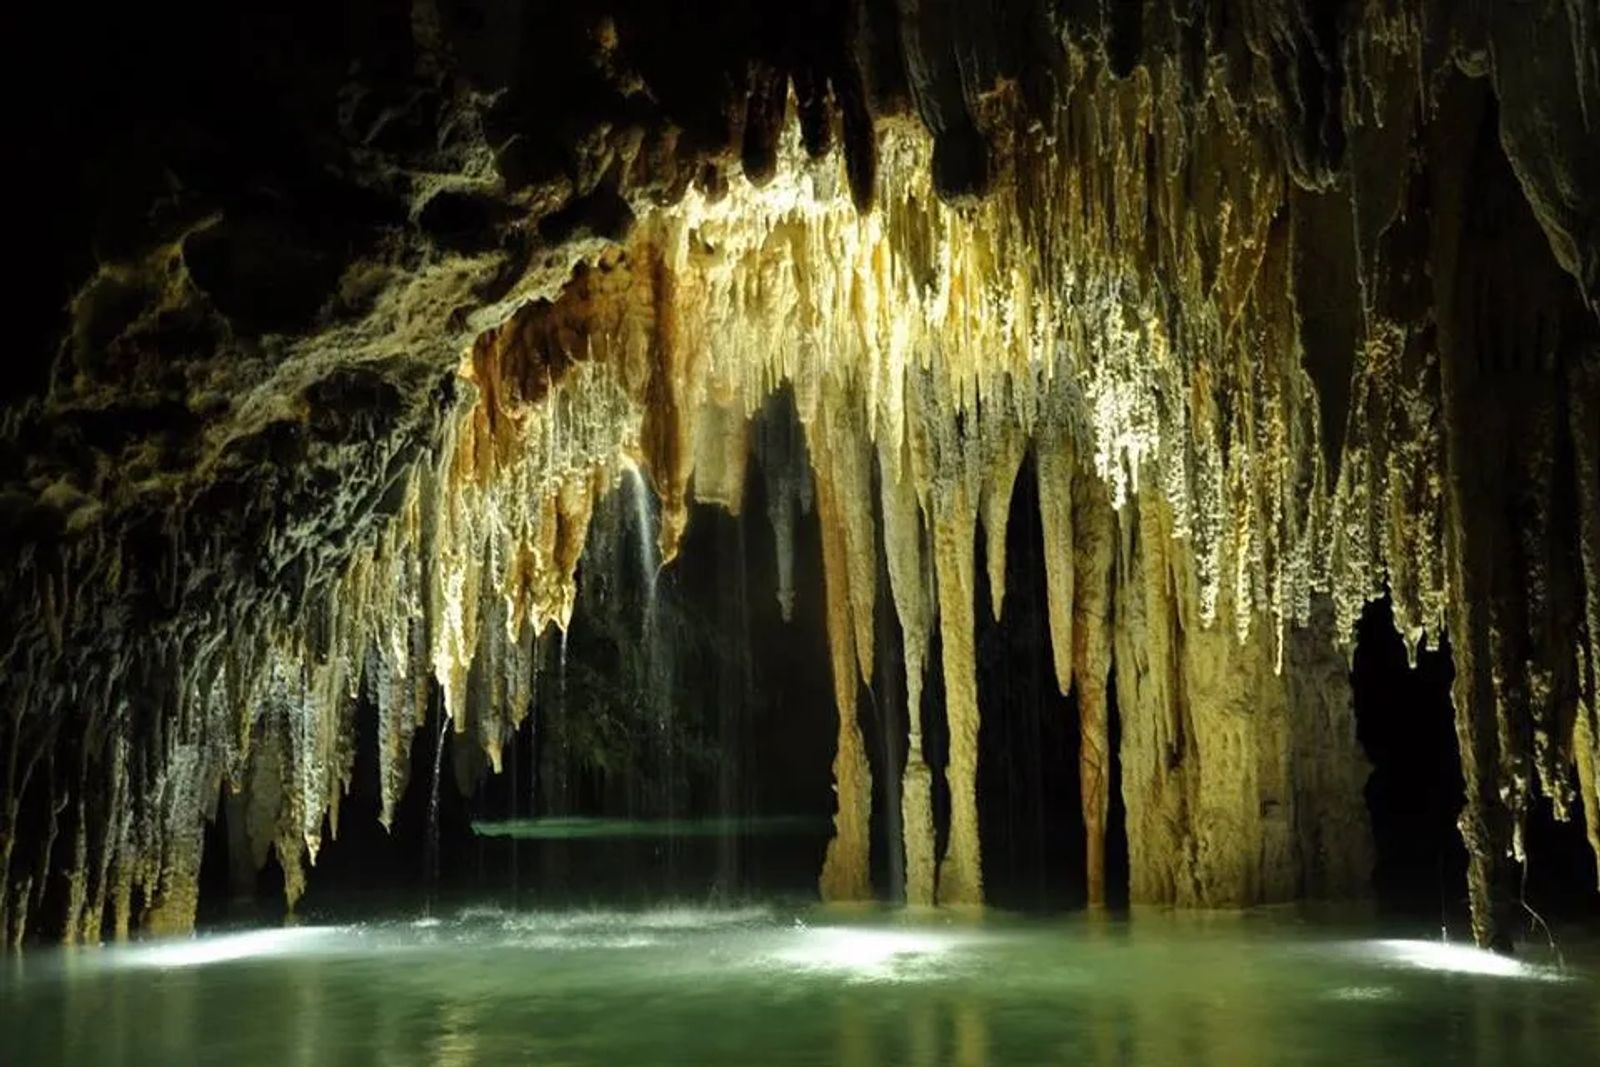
[2,905,1595,1065]
[470,815,827,839]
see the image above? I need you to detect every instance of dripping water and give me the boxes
[558,627,568,704]
[546,626,571,895]
[525,648,540,904]
[425,710,449,917]
[714,510,753,900]
[625,463,679,889]
[508,709,520,904]
[557,626,569,809]
[626,463,660,625]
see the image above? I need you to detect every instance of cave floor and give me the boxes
[3,903,1595,1065]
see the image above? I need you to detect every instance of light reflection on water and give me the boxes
[2,906,1595,1065]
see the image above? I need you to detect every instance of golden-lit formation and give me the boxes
[12,16,1599,950]
[183,91,1370,926]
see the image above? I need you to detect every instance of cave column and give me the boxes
[932,472,982,906]
[814,424,873,902]
[1072,472,1115,907]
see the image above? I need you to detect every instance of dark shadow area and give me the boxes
[864,478,910,901]
[1353,596,1600,931]
[1353,597,1470,922]
[976,454,1084,911]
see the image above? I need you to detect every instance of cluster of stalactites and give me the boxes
[192,71,1360,916]
[591,65,1594,924]
[44,78,1364,934]
[601,87,1364,904]
[390,44,1595,933]
[19,20,1600,941]
[12,293,658,942]
[657,95,1327,659]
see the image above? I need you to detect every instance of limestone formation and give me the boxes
[3,1,1598,950]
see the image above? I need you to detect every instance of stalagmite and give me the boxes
[979,396,1028,622]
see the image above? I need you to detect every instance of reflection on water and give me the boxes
[3,905,1596,1065]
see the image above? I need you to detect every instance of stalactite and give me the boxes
[641,242,697,567]
[7,101,1380,933]
[1328,317,1449,663]
[1036,380,1078,699]
[979,389,1028,622]
[811,388,879,689]
[758,392,813,622]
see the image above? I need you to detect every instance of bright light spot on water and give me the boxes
[471,905,771,934]
[1366,940,1558,980]
[614,905,772,930]
[1329,986,1396,1002]
[116,927,345,969]
[773,927,956,979]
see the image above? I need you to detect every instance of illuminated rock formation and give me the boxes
[2,1,1597,950]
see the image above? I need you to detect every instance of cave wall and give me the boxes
[2,1,1598,947]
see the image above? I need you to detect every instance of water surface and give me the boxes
[3,905,1594,1065]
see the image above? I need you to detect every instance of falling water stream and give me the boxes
[527,648,540,870]
[556,626,568,836]
[424,711,449,917]
[558,627,568,712]
[626,463,660,625]
[624,463,684,885]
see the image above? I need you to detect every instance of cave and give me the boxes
[3,1,1599,1062]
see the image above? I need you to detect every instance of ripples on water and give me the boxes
[2,905,1595,1065]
